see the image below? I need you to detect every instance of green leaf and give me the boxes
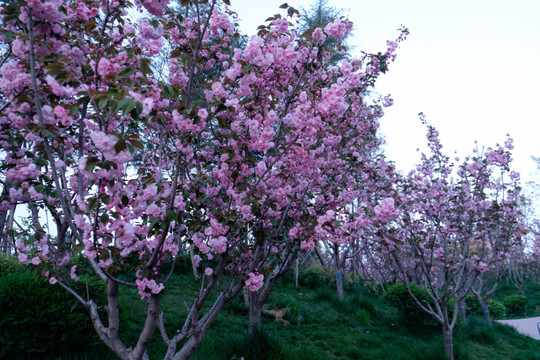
[41,129,56,138]
[69,106,79,117]
[121,195,129,206]
[287,7,295,17]
[87,197,99,211]
[170,48,183,58]
[100,213,109,224]
[98,96,108,109]
[165,210,176,221]
[45,62,67,76]
[279,3,288,9]
[140,58,152,76]
[118,98,135,114]
[101,194,111,205]
[33,158,47,167]
[115,139,127,153]
[118,67,136,77]
[135,101,143,115]
[181,53,192,64]
[85,157,98,172]
[130,139,144,149]
[163,84,176,98]
[223,0,230,4]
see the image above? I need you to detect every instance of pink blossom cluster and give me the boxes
[136,277,165,299]
[245,272,264,292]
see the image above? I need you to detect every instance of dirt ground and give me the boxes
[497,316,540,340]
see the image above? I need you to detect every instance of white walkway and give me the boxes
[497,316,540,340]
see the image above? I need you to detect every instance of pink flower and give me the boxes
[97,58,119,77]
[272,19,289,33]
[475,262,489,273]
[49,277,57,285]
[374,198,399,221]
[136,278,165,298]
[313,28,327,44]
[70,265,80,281]
[245,272,264,292]
[300,240,315,250]
[193,254,202,267]
[209,236,227,254]
[204,267,213,276]
[138,18,164,39]
[141,0,170,16]
[45,75,75,97]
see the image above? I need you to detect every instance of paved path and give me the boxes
[497,316,540,340]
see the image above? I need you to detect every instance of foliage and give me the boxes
[299,266,335,289]
[503,295,530,316]
[383,282,438,329]
[465,294,506,319]
[0,253,24,274]
[0,266,100,358]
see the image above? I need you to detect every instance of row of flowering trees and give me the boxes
[383,121,523,359]
[0,0,527,359]
[0,0,409,359]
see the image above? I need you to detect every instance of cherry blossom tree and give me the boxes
[0,0,407,358]
[381,120,523,360]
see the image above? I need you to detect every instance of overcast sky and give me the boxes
[230,0,540,197]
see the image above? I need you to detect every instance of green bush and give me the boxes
[0,267,100,358]
[465,294,506,319]
[383,282,438,329]
[486,299,507,319]
[0,253,24,275]
[299,267,334,289]
[503,295,529,316]
[356,308,372,326]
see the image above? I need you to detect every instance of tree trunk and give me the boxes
[478,298,492,325]
[336,270,344,301]
[243,288,250,307]
[458,297,466,323]
[442,323,454,360]
[249,291,263,334]
[295,257,299,290]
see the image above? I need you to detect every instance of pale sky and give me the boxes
[230,0,540,198]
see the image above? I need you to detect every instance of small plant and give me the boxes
[356,308,372,326]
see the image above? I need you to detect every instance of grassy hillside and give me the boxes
[4,263,540,360]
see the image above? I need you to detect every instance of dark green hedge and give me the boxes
[0,256,100,358]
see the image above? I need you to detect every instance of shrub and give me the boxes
[0,253,24,275]
[358,297,377,316]
[0,267,100,358]
[486,299,507,319]
[503,295,529,316]
[299,267,334,289]
[465,295,506,319]
[383,282,438,328]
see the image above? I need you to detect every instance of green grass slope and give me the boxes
[4,265,540,360]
